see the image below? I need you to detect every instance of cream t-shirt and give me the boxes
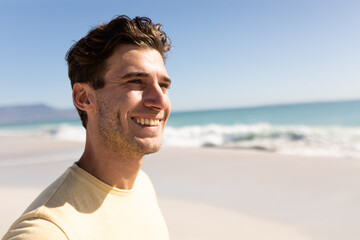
[3,164,169,240]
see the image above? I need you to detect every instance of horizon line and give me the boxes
[1,97,359,113]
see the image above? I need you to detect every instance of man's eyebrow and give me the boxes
[120,72,149,79]
[121,72,172,84]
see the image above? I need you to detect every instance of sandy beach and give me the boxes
[1,136,360,239]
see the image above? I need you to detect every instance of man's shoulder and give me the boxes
[2,166,75,240]
[2,218,68,240]
[23,166,75,215]
[2,163,97,239]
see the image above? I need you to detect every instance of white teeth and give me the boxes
[134,118,160,126]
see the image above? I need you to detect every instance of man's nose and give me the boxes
[143,82,170,110]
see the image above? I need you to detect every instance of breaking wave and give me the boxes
[163,123,360,158]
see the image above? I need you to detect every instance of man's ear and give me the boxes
[72,83,96,112]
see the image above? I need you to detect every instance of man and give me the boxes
[3,15,171,240]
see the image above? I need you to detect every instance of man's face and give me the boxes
[94,44,171,156]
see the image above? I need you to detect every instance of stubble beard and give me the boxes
[96,94,162,158]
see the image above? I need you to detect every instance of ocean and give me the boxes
[1,100,359,158]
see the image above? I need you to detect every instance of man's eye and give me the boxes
[159,83,170,90]
[128,79,142,84]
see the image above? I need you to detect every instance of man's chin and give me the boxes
[132,139,162,156]
[134,136,163,151]
[143,144,162,155]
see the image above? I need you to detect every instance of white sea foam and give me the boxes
[163,123,360,158]
[0,123,86,142]
[1,123,360,158]
[53,124,86,142]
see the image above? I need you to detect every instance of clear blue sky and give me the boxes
[0,0,359,111]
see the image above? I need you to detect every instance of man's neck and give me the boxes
[77,138,144,190]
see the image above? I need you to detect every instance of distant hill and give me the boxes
[0,104,78,124]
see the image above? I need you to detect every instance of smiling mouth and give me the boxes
[132,117,161,126]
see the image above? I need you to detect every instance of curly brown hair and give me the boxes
[66,15,171,128]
